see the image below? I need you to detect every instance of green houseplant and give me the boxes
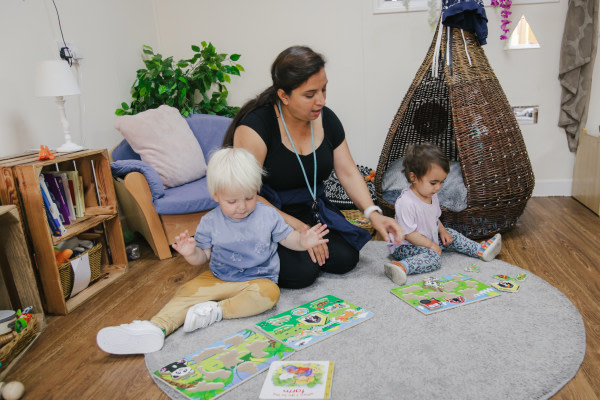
[116,42,244,117]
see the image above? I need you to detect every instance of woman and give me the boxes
[223,45,403,288]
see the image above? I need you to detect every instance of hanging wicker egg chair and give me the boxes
[374,23,535,239]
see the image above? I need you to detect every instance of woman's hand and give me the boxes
[369,212,404,244]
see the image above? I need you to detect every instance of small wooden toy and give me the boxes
[465,264,481,273]
[492,281,520,292]
[423,276,444,291]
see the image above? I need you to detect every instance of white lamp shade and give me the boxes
[35,60,81,97]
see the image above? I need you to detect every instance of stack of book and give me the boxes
[39,171,85,237]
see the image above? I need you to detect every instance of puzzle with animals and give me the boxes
[390,273,501,315]
[255,295,374,350]
[154,329,295,400]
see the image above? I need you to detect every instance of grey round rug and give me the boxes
[145,240,586,400]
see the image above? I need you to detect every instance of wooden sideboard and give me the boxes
[572,130,600,215]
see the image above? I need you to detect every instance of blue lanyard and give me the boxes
[277,101,317,202]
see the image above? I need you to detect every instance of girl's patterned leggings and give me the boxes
[391,227,479,275]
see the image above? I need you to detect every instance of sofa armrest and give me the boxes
[113,171,172,259]
[110,160,165,200]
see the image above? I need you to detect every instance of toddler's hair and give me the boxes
[206,147,265,197]
[402,143,450,181]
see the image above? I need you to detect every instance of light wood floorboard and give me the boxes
[4,197,599,399]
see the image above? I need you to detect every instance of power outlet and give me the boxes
[56,41,83,61]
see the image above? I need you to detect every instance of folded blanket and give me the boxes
[110,160,165,200]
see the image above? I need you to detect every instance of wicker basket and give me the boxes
[0,314,38,375]
[57,242,103,299]
[374,23,534,239]
[341,209,375,235]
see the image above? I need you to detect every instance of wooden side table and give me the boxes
[572,130,600,215]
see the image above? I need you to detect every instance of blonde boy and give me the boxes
[97,148,328,354]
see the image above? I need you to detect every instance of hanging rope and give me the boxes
[460,29,473,66]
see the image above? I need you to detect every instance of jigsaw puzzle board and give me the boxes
[390,273,501,315]
[255,295,373,350]
[154,329,295,400]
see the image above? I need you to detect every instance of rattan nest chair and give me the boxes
[375,24,535,239]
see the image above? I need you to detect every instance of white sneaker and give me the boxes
[96,320,164,355]
[384,260,408,285]
[183,301,222,333]
[478,233,502,262]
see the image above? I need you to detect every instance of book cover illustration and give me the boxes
[259,361,334,399]
[255,295,374,350]
[390,273,501,315]
[154,329,295,400]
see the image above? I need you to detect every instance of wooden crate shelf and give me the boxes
[0,149,127,315]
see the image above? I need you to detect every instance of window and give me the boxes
[505,15,540,49]
[373,0,430,14]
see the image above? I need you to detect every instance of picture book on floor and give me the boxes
[255,295,374,350]
[154,329,295,400]
[390,273,501,315]
[259,361,334,399]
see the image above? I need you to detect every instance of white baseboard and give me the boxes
[532,179,572,197]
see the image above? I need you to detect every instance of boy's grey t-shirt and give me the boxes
[194,202,293,283]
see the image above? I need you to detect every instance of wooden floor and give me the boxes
[3,197,600,399]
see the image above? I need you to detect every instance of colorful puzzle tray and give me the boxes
[391,273,501,315]
[255,295,374,350]
[154,328,295,400]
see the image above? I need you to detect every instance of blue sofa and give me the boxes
[111,114,232,259]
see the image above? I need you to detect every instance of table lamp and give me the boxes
[35,60,83,152]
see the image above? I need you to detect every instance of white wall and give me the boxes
[1,0,597,197]
[0,0,157,155]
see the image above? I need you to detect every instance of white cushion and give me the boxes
[115,105,207,188]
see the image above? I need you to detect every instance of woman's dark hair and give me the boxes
[222,46,326,146]
[402,143,450,181]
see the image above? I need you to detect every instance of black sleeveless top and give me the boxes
[240,105,345,191]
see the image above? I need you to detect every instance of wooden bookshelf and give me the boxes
[0,149,127,315]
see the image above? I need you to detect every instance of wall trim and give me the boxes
[532,179,572,197]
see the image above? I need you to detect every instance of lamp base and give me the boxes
[57,141,84,152]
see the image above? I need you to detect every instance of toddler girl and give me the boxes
[384,143,501,285]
